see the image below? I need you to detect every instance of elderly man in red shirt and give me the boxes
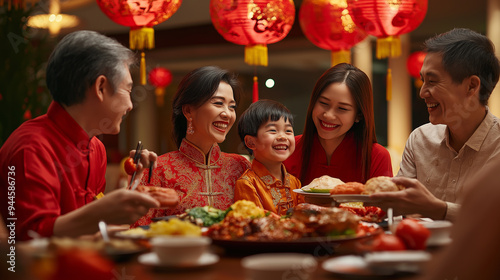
[0,30,177,241]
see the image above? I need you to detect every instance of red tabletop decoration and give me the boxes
[148,67,173,106]
[299,0,367,66]
[407,51,426,87]
[96,0,182,85]
[210,0,295,102]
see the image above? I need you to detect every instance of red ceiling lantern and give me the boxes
[210,0,295,102]
[148,67,173,106]
[96,0,182,85]
[407,51,426,87]
[299,0,367,67]
[347,0,428,59]
[347,0,427,101]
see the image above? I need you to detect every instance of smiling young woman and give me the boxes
[284,63,393,186]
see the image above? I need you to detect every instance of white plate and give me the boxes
[331,194,375,203]
[293,189,331,197]
[364,251,431,274]
[322,255,393,278]
[138,251,219,269]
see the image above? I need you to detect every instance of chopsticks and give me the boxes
[129,141,143,190]
[148,160,155,184]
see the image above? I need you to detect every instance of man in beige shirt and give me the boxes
[371,28,500,221]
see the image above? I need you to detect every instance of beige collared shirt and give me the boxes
[397,109,500,221]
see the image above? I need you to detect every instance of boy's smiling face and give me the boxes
[247,116,295,165]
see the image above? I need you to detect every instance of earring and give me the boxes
[187,118,194,135]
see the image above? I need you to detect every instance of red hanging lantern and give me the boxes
[299,0,367,66]
[347,0,427,59]
[96,0,182,85]
[347,0,427,101]
[149,67,173,106]
[407,51,426,88]
[210,0,295,102]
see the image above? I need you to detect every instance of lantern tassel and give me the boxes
[155,87,165,107]
[386,68,392,101]
[245,44,268,67]
[140,52,146,85]
[331,50,351,66]
[253,76,259,103]
[129,27,155,50]
[376,36,401,59]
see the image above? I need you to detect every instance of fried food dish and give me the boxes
[136,185,179,208]
[302,175,345,193]
[290,203,360,236]
[205,203,363,241]
[362,176,404,194]
[330,182,365,195]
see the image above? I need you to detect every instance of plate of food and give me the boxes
[115,218,204,239]
[206,203,382,254]
[331,194,374,203]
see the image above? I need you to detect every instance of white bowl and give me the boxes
[419,220,453,246]
[242,253,317,280]
[150,236,210,265]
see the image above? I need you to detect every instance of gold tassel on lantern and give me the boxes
[129,27,155,50]
[155,87,165,107]
[386,68,392,101]
[245,44,268,66]
[376,36,401,59]
[140,52,146,85]
[130,27,155,85]
[331,50,351,66]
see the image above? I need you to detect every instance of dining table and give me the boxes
[110,241,443,280]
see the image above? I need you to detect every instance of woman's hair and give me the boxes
[46,30,136,106]
[300,63,377,183]
[238,99,294,155]
[172,66,241,148]
[424,28,500,105]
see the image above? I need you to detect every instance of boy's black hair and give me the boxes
[238,99,294,155]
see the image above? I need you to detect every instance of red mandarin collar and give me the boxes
[46,101,93,151]
[179,138,222,166]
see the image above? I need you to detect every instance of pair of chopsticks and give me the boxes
[129,141,143,190]
[128,141,155,190]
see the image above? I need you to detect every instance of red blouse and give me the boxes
[0,102,106,241]
[284,132,393,185]
[133,139,251,226]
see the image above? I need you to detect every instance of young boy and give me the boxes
[234,99,304,215]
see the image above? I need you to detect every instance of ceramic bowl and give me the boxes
[242,253,317,280]
[419,220,453,246]
[150,236,210,265]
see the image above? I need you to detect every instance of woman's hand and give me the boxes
[368,177,447,220]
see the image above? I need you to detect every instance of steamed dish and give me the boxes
[302,175,345,193]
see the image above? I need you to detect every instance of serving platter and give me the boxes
[210,222,382,255]
[331,194,377,203]
[293,189,331,197]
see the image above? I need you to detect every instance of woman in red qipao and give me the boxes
[134,66,251,226]
[284,63,393,186]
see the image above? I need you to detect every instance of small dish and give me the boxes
[364,251,431,274]
[322,255,393,278]
[138,251,219,270]
[242,253,317,280]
